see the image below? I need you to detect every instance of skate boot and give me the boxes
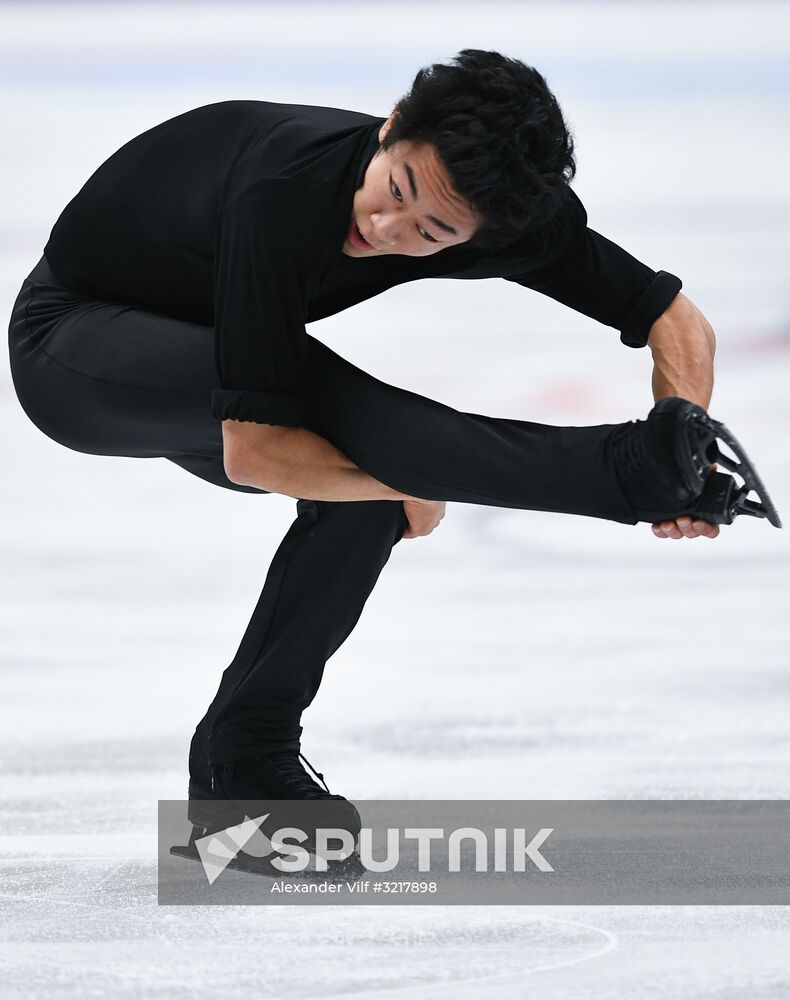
[612,397,781,528]
[172,741,364,879]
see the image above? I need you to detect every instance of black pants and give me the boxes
[8,255,637,779]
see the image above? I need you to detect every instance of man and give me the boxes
[7,50,778,833]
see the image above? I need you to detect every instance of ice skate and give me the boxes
[172,742,365,878]
[613,397,782,528]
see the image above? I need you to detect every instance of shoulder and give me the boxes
[472,186,588,273]
[504,186,588,256]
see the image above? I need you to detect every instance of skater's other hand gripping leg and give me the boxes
[402,498,447,539]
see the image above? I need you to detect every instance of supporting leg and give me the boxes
[189,497,408,782]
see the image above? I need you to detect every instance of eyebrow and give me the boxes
[404,162,458,236]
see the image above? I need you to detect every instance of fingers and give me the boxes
[403,523,438,539]
[405,515,444,538]
[402,500,446,539]
[651,516,720,539]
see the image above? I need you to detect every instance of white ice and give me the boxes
[2,1,790,997]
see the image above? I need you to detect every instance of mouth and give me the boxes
[348,216,375,250]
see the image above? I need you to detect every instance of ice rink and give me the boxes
[2,1,790,995]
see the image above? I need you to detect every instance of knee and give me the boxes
[363,499,410,542]
[312,498,408,544]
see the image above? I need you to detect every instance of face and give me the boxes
[342,114,481,257]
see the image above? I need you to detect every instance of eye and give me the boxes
[390,174,437,243]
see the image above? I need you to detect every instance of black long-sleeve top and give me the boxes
[44,100,682,427]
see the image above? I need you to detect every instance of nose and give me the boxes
[371,211,401,247]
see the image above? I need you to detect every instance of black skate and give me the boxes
[171,742,365,879]
[613,397,782,528]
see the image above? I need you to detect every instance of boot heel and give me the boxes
[187,797,246,831]
[169,822,206,862]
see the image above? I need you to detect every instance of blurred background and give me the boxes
[2,2,789,997]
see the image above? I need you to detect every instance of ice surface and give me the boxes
[2,1,790,997]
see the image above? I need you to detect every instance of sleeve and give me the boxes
[504,188,682,348]
[210,180,311,426]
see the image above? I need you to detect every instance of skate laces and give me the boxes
[614,419,646,481]
[611,414,685,513]
[298,752,332,795]
[266,748,333,797]
[612,418,661,501]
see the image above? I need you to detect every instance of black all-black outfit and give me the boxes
[7,101,682,775]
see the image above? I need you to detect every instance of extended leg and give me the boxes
[300,336,638,524]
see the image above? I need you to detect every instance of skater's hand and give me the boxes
[651,465,720,539]
[402,498,446,539]
[651,516,720,540]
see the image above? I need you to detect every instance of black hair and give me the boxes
[382,49,576,249]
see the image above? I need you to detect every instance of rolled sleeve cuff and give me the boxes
[619,270,683,349]
[210,389,304,427]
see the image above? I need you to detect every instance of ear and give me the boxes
[378,112,397,144]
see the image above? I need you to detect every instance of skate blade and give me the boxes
[169,840,367,881]
[170,842,281,877]
[687,411,782,528]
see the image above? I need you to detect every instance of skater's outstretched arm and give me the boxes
[646,292,716,411]
[645,292,718,540]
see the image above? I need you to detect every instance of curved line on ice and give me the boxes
[311,913,619,999]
